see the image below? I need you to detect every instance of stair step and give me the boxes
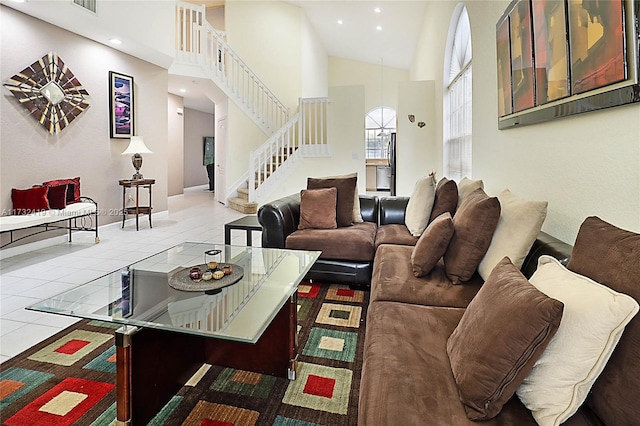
[228,197,258,214]
[237,188,250,201]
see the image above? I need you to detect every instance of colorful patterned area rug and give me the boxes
[0,282,369,425]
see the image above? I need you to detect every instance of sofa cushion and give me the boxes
[566,216,640,426]
[371,244,482,308]
[457,177,483,208]
[298,188,337,230]
[447,257,564,421]
[11,186,50,214]
[359,301,540,426]
[444,188,501,284]
[374,224,418,249]
[478,189,548,280]
[404,175,436,237]
[517,255,639,426]
[43,177,80,204]
[307,176,357,227]
[429,177,458,223]
[286,221,376,262]
[411,212,454,277]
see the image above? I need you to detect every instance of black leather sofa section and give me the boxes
[258,193,379,286]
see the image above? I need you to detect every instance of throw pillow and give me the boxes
[43,177,81,204]
[307,176,357,227]
[457,177,484,209]
[325,172,363,223]
[565,216,640,426]
[46,184,68,210]
[298,188,338,230]
[429,177,458,223]
[477,189,548,280]
[411,212,454,277]
[404,175,436,237]
[447,257,564,421]
[11,186,50,214]
[444,188,501,284]
[517,255,639,426]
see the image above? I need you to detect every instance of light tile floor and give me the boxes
[0,186,258,363]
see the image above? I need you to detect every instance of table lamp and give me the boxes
[122,136,152,180]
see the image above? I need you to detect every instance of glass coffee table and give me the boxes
[28,243,320,425]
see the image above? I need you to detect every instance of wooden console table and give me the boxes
[119,179,155,231]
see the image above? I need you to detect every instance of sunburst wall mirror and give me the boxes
[3,52,90,134]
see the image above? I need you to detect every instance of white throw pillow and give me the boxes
[516,256,639,426]
[457,177,484,209]
[404,175,436,237]
[477,189,547,280]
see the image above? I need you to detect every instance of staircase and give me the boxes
[174,2,331,211]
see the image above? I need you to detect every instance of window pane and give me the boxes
[365,107,396,159]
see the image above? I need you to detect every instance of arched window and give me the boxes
[365,107,396,159]
[444,5,472,181]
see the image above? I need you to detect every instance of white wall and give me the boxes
[0,6,169,230]
[410,0,640,243]
[302,14,329,98]
[167,94,184,196]
[183,108,214,188]
[396,80,437,196]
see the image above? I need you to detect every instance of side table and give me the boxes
[224,216,262,246]
[119,179,155,231]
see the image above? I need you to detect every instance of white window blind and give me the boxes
[444,6,472,182]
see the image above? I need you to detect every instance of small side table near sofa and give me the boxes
[119,179,155,231]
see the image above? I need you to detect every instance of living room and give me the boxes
[1,0,639,424]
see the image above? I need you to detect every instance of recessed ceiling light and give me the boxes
[337,19,343,25]
[376,25,382,31]
[374,7,381,13]
[109,38,122,45]
[179,89,186,93]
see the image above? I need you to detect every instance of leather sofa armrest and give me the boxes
[359,195,379,223]
[379,196,410,225]
[521,231,573,278]
[258,193,301,248]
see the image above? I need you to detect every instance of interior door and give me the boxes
[214,116,227,203]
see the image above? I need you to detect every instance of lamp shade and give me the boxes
[122,136,153,155]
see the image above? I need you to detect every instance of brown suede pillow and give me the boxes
[447,257,564,421]
[429,177,458,223]
[444,188,501,284]
[307,176,357,227]
[298,188,338,230]
[566,216,640,426]
[411,212,454,277]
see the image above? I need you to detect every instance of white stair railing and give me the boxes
[248,98,331,202]
[175,1,288,135]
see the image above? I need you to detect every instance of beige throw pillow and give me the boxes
[457,177,484,209]
[517,256,639,426]
[404,175,436,237]
[478,189,548,280]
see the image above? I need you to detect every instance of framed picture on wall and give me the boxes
[109,71,134,139]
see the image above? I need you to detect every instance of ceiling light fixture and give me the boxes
[374,7,381,13]
[337,19,343,25]
[376,25,382,31]
[109,38,122,45]
[179,89,186,93]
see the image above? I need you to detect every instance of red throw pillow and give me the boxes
[43,177,80,204]
[12,186,50,215]
[46,184,68,210]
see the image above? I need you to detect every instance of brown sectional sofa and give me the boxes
[259,192,640,425]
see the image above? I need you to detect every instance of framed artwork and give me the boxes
[568,0,626,94]
[532,0,569,104]
[510,0,536,112]
[496,0,639,129]
[109,71,134,139]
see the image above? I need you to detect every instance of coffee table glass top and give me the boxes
[28,243,320,343]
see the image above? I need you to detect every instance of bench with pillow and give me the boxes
[1,177,99,249]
